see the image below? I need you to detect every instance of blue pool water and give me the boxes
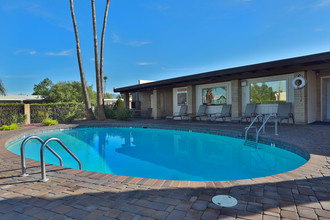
[6,127,307,181]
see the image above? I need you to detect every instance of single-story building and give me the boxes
[114,52,330,124]
[0,95,45,104]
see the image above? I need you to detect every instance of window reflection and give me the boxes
[250,80,286,104]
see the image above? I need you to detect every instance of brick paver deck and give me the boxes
[0,120,329,219]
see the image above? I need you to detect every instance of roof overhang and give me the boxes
[114,51,330,93]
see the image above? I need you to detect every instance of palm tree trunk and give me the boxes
[91,0,106,120]
[100,0,111,104]
[69,0,94,120]
[0,79,5,95]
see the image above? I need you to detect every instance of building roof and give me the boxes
[0,95,44,102]
[114,51,330,93]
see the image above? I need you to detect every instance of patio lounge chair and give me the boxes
[208,104,231,122]
[166,105,188,120]
[185,105,207,121]
[274,102,295,125]
[231,103,257,123]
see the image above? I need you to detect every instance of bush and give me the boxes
[105,105,116,119]
[113,98,124,111]
[0,123,22,131]
[116,109,133,121]
[42,119,58,126]
[31,102,85,123]
[12,113,27,125]
[0,104,24,126]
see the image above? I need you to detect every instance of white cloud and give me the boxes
[317,0,330,7]
[112,33,121,43]
[126,41,151,47]
[136,62,157,66]
[112,33,151,47]
[45,50,73,56]
[155,4,170,11]
[13,49,37,55]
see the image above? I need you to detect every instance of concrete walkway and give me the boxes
[0,120,329,219]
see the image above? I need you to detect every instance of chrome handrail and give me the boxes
[256,113,278,146]
[40,137,82,182]
[244,114,264,144]
[20,136,63,177]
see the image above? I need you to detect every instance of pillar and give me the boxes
[187,85,196,115]
[231,80,242,117]
[293,72,308,124]
[24,104,31,125]
[123,93,130,109]
[151,89,161,119]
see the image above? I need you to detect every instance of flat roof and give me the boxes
[0,95,44,101]
[114,51,330,93]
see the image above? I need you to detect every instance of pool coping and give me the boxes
[0,123,326,189]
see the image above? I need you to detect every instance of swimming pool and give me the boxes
[6,127,308,181]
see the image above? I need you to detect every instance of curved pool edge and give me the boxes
[0,122,322,188]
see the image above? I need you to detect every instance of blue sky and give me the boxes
[1,0,330,95]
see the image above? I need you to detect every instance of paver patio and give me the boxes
[0,120,329,219]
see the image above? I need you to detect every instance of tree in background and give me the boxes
[103,76,108,98]
[250,83,276,104]
[32,77,53,97]
[91,0,111,121]
[69,0,95,120]
[33,78,115,105]
[0,79,6,95]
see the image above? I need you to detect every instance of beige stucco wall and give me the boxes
[307,70,317,123]
[151,88,173,119]
[139,91,152,111]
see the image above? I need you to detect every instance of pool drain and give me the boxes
[212,195,238,207]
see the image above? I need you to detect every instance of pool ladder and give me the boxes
[20,136,82,182]
[244,113,278,147]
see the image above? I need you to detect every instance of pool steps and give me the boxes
[20,136,82,182]
[244,113,278,147]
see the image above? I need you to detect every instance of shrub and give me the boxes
[42,119,58,126]
[105,105,116,119]
[12,113,27,125]
[116,109,133,121]
[31,102,85,123]
[0,123,22,131]
[113,98,124,111]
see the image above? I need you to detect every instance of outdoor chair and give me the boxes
[166,105,188,120]
[208,104,231,122]
[274,102,295,125]
[185,105,207,121]
[231,103,257,123]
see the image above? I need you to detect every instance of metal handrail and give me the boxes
[244,114,264,144]
[40,137,82,182]
[256,113,278,145]
[20,136,63,177]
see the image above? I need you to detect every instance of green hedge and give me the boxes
[30,102,85,123]
[0,104,25,126]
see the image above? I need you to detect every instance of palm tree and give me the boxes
[91,0,110,120]
[100,0,110,96]
[0,79,5,95]
[103,76,108,96]
[69,0,94,119]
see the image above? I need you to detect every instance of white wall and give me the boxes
[195,82,231,114]
[242,74,294,114]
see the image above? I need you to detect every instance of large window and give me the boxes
[250,80,287,104]
[202,87,227,105]
[177,88,187,106]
